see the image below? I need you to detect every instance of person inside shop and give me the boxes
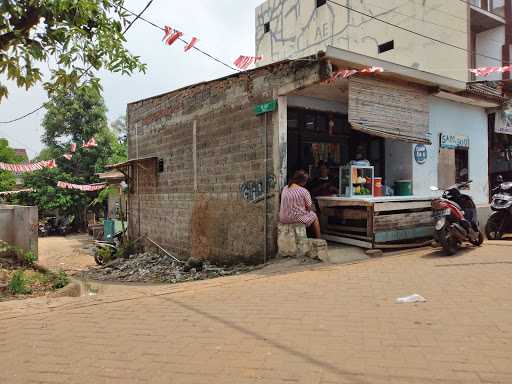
[279,170,321,238]
[309,161,338,198]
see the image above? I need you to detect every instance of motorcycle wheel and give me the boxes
[485,214,504,240]
[439,229,459,256]
[470,231,484,246]
[94,251,106,266]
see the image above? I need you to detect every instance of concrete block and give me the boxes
[307,239,329,260]
[320,243,370,264]
[277,223,310,257]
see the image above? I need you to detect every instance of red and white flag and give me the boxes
[184,37,198,52]
[0,159,56,173]
[63,154,73,161]
[233,55,263,70]
[162,26,183,46]
[57,181,106,192]
[70,143,77,153]
[324,67,384,84]
[82,137,97,149]
[360,66,384,73]
[470,65,512,77]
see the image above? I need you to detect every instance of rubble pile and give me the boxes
[82,252,261,283]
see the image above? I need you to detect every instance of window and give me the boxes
[378,40,394,54]
[455,148,469,184]
[264,22,270,33]
[316,0,327,8]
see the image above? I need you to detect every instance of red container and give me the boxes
[374,177,383,196]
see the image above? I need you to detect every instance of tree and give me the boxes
[0,0,146,101]
[0,138,22,191]
[19,85,126,224]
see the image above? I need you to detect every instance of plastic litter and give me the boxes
[396,294,427,304]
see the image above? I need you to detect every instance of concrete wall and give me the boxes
[413,97,489,205]
[475,26,505,81]
[385,140,412,187]
[127,61,322,265]
[256,0,468,81]
[0,205,38,255]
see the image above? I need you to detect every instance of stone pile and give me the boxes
[82,252,260,283]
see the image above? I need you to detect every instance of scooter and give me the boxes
[431,180,484,255]
[485,175,512,240]
[93,230,125,265]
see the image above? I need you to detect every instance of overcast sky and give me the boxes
[0,0,263,158]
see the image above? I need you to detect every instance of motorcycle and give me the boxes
[485,175,512,240]
[431,180,484,255]
[93,230,125,265]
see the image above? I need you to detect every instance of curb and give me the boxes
[34,264,83,298]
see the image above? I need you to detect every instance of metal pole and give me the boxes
[263,112,268,264]
[136,123,141,237]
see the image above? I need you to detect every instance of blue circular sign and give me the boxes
[414,144,428,164]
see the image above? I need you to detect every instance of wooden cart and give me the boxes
[317,196,435,249]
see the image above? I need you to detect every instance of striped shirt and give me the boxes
[279,185,318,226]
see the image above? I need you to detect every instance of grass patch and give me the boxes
[8,271,32,295]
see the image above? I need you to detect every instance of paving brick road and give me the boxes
[1,242,512,383]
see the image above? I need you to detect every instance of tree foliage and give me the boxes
[16,85,127,222]
[0,138,22,191]
[0,0,146,100]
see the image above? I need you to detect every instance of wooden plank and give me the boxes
[326,225,367,233]
[317,199,373,209]
[322,207,368,220]
[367,205,374,239]
[374,201,432,212]
[324,230,371,241]
[322,234,373,248]
[374,211,434,231]
[375,240,433,249]
[374,226,434,243]
[438,148,456,189]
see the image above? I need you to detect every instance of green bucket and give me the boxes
[103,219,115,241]
[394,180,412,196]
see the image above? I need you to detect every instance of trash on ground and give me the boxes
[395,294,427,304]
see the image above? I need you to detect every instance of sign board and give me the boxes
[440,133,469,149]
[414,144,428,164]
[496,109,512,135]
[254,100,277,115]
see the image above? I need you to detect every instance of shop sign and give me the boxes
[440,133,469,149]
[414,144,428,164]
[254,100,277,115]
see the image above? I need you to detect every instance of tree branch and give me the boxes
[0,5,42,52]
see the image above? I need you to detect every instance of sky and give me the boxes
[0,0,264,158]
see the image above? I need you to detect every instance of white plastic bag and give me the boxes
[396,294,426,304]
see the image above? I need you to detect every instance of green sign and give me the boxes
[254,100,277,115]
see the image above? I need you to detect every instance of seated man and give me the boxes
[309,162,338,198]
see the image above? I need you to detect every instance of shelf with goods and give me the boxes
[339,165,374,197]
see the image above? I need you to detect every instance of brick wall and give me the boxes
[127,60,322,265]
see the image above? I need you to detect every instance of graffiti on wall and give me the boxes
[240,175,277,203]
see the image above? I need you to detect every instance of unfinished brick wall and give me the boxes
[127,60,322,265]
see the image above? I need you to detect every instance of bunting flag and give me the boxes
[0,188,34,196]
[234,55,263,70]
[70,143,77,153]
[82,137,97,148]
[57,181,106,192]
[162,26,183,46]
[470,65,512,77]
[63,154,73,161]
[0,159,56,173]
[184,37,198,52]
[324,66,384,84]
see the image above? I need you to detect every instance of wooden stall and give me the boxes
[317,196,434,249]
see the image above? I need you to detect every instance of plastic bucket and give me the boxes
[394,180,412,196]
[374,177,383,197]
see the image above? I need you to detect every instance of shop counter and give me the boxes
[316,195,435,249]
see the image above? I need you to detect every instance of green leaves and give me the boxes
[0,0,146,101]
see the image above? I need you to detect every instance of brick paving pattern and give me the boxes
[1,243,512,383]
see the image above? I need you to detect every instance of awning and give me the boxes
[350,123,431,144]
[106,156,158,170]
[96,170,126,181]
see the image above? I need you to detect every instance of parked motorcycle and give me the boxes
[431,180,484,255]
[485,175,512,240]
[93,230,125,265]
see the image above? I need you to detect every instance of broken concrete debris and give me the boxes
[82,253,261,283]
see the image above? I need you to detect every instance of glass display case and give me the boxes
[339,165,374,197]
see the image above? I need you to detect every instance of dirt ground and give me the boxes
[38,234,96,275]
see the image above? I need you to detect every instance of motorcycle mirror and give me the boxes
[430,186,439,191]
[497,175,504,183]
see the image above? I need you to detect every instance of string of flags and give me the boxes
[234,55,263,70]
[0,159,56,173]
[324,66,384,84]
[469,65,512,77]
[57,181,107,192]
